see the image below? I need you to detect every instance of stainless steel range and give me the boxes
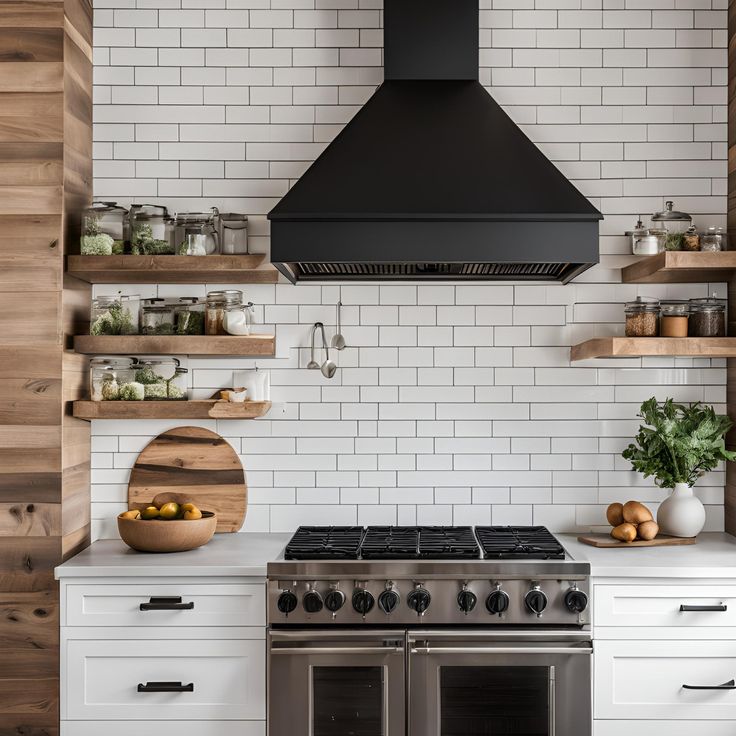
[267,526,591,736]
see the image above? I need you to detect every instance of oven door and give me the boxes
[268,629,406,736]
[408,630,592,736]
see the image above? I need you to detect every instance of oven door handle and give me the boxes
[271,646,405,656]
[410,646,592,655]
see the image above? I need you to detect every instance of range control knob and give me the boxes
[525,587,548,616]
[324,589,346,613]
[378,589,400,614]
[486,589,510,616]
[303,590,323,614]
[457,589,477,614]
[277,591,298,615]
[407,588,431,615]
[352,589,375,616]
[564,587,588,614]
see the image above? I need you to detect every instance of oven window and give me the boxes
[440,666,550,736]
[312,666,384,736]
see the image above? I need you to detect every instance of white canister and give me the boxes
[234,368,270,402]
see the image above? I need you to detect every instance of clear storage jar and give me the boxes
[133,358,188,400]
[651,201,693,252]
[174,208,220,256]
[90,294,140,335]
[219,213,249,254]
[688,296,726,337]
[130,204,174,255]
[660,301,689,337]
[174,297,205,335]
[700,227,727,252]
[206,289,243,335]
[626,217,666,256]
[141,298,176,335]
[89,357,136,401]
[625,297,660,337]
[81,202,128,255]
[223,301,255,335]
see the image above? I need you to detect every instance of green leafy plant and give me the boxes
[622,397,736,488]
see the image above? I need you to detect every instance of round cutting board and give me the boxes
[128,426,247,533]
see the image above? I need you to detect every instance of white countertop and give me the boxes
[560,532,736,578]
[55,533,291,579]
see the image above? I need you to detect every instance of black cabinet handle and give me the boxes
[140,596,194,611]
[683,679,735,690]
[137,681,194,693]
[680,604,727,612]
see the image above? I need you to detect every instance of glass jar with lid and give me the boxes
[141,298,176,335]
[133,358,188,400]
[688,296,726,337]
[206,289,243,335]
[90,294,140,335]
[81,202,128,255]
[625,297,660,337]
[219,213,249,254]
[626,216,666,256]
[130,204,174,255]
[700,227,727,252]
[651,201,693,251]
[223,301,255,335]
[174,208,220,256]
[174,297,205,335]
[660,300,689,337]
[89,357,136,401]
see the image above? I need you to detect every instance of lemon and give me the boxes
[183,506,203,520]
[181,502,196,512]
[119,509,141,520]
[141,506,160,520]
[159,502,180,520]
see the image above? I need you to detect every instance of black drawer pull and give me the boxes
[137,681,194,693]
[680,604,727,612]
[683,679,735,690]
[140,596,194,611]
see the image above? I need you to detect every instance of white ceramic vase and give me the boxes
[656,482,706,538]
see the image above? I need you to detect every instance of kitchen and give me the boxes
[2,0,736,734]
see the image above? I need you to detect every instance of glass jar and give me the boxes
[90,294,140,335]
[223,301,255,335]
[133,358,188,400]
[683,226,700,251]
[624,297,660,337]
[89,357,136,401]
[219,213,249,254]
[174,297,206,335]
[660,300,689,337]
[130,204,174,255]
[141,298,176,335]
[81,202,128,255]
[206,289,243,335]
[651,201,693,252]
[174,209,220,256]
[626,217,666,256]
[688,296,726,337]
[701,227,726,252]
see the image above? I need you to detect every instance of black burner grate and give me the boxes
[417,526,480,559]
[360,526,419,559]
[360,526,480,559]
[476,526,565,560]
[284,526,365,560]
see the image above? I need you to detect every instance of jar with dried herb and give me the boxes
[651,201,693,251]
[90,294,140,335]
[206,290,243,335]
[660,300,689,337]
[141,298,175,335]
[174,297,206,335]
[625,297,660,337]
[688,296,726,337]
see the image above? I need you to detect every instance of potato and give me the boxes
[622,500,653,525]
[637,520,659,541]
[606,502,624,527]
[611,522,637,543]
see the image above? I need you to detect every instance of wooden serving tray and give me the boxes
[577,533,697,548]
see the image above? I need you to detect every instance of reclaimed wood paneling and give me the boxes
[728,0,736,535]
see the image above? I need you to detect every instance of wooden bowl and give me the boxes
[118,511,217,553]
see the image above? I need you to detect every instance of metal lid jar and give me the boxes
[130,204,174,255]
[90,294,140,335]
[223,301,255,336]
[174,208,220,256]
[174,297,205,335]
[659,300,689,338]
[219,212,249,254]
[89,356,136,401]
[206,289,243,335]
[688,296,726,337]
[624,297,660,337]
[81,201,128,255]
[141,298,176,335]
[651,201,692,252]
[133,357,187,400]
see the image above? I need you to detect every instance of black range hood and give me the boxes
[269,0,602,284]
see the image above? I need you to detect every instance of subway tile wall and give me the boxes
[91,0,728,539]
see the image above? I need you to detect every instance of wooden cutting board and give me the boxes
[128,426,247,533]
[577,533,696,548]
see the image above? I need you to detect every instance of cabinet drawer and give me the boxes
[65,583,265,627]
[595,640,736,720]
[595,722,736,736]
[65,638,265,721]
[594,584,736,628]
[62,721,265,736]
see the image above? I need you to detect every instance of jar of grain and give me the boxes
[688,296,726,337]
[625,297,660,337]
[206,289,243,335]
[660,300,689,337]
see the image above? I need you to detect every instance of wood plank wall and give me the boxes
[727,0,736,534]
[0,2,92,733]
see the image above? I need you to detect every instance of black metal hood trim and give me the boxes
[269,0,602,283]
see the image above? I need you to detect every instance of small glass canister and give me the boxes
[141,298,176,335]
[89,357,136,401]
[174,297,206,335]
[133,357,187,400]
[660,300,689,337]
[626,217,666,256]
[688,296,726,337]
[81,202,128,255]
[90,294,140,335]
[130,204,174,255]
[219,213,249,254]
[206,289,243,335]
[700,227,726,252]
[625,297,660,337]
[223,301,255,335]
[651,201,693,251]
[174,209,220,256]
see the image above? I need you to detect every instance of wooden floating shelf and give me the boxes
[74,334,275,356]
[622,251,736,284]
[73,400,272,420]
[571,337,736,361]
[67,254,279,283]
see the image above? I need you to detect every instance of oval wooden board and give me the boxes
[128,426,246,533]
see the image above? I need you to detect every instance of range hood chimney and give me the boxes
[269,0,602,283]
